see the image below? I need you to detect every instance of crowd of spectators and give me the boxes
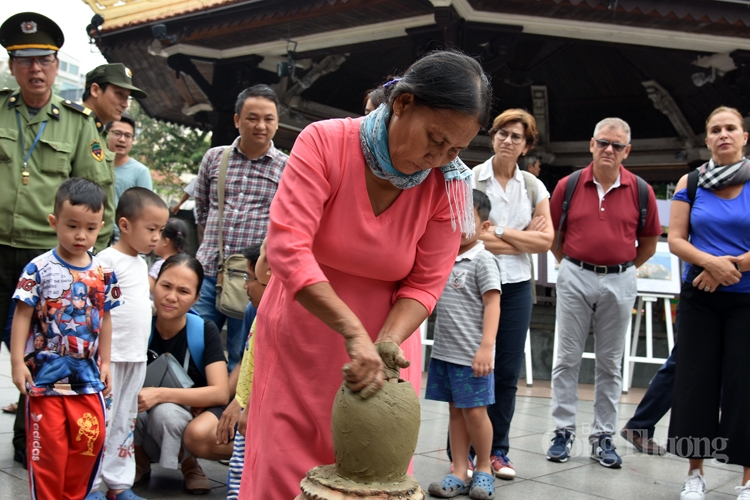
[1,10,749,500]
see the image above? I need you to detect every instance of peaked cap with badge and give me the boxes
[85,63,148,99]
[0,12,64,57]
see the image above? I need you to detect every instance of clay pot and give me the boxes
[331,379,421,484]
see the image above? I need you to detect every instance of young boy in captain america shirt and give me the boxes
[10,178,121,500]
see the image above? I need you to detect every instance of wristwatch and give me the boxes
[494,226,505,239]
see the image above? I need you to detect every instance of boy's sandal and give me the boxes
[106,489,146,500]
[469,471,495,500]
[2,402,17,414]
[427,474,471,498]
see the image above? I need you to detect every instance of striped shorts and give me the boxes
[226,425,246,499]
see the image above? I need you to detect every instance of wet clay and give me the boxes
[299,340,424,499]
[300,464,424,499]
[331,378,420,483]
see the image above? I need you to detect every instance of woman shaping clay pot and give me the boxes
[238,50,493,499]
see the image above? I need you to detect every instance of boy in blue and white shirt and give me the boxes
[426,189,501,499]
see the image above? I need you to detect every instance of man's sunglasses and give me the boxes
[594,139,628,152]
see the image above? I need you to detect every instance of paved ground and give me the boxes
[0,348,744,499]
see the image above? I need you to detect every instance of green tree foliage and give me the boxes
[128,100,211,199]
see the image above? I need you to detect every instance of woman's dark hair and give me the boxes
[162,218,189,253]
[386,50,493,128]
[363,87,386,113]
[157,253,204,296]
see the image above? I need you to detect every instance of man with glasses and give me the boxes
[546,117,661,469]
[0,11,116,469]
[193,84,287,372]
[106,114,152,211]
[83,63,147,135]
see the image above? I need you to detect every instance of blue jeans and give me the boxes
[625,306,679,439]
[446,279,533,459]
[193,275,250,371]
[488,280,533,453]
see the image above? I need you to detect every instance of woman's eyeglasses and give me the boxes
[594,139,628,152]
[494,129,526,145]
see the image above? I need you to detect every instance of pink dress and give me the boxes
[239,117,461,498]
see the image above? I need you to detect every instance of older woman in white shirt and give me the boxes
[470,109,554,479]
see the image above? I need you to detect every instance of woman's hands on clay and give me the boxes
[374,340,410,381]
[216,398,241,444]
[342,332,384,399]
[703,255,742,286]
[472,345,494,377]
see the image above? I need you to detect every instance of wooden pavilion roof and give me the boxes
[85,0,750,182]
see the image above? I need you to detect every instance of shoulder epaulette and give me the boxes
[61,99,93,116]
[0,87,12,94]
[91,113,105,133]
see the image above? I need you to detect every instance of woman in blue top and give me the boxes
[668,106,750,500]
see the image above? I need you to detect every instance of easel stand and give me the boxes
[624,293,675,392]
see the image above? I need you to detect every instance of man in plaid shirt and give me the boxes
[193,84,288,371]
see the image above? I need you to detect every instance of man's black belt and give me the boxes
[564,256,634,275]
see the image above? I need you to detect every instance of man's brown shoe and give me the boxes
[181,455,211,495]
[620,428,666,456]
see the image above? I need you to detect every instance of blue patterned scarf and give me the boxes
[359,103,475,235]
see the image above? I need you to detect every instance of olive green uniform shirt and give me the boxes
[0,89,115,251]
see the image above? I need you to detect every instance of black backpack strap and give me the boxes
[635,175,649,233]
[556,169,582,250]
[686,169,699,204]
[686,168,700,234]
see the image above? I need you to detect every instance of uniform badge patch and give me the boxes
[90,141,104,162]
[125,67,133,78]
[21,21,38,34]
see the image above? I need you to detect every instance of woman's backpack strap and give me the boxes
[185,313,206,380]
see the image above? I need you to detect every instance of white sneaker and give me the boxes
[736,480,750,500]
[680,469,706,500]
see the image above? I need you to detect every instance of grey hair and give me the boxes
[523,154,540,170]
[593,117,631,144]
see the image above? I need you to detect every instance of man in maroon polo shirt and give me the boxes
[546,117,661,469]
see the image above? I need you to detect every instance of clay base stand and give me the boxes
[299,464,424,500]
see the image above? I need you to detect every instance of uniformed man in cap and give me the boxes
[0,11,115,472]
[83,63,147,134]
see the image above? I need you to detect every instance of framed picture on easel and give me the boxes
[636,241,681,295]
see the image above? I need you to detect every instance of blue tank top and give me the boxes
[673,180,750,293]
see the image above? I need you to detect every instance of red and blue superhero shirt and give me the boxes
[13,249,122,396]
